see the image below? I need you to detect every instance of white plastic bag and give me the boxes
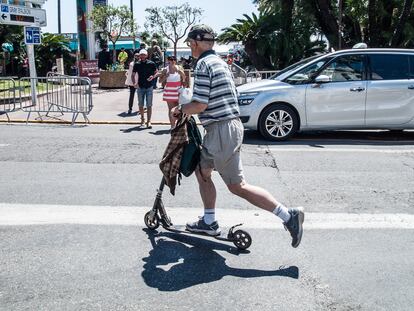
[178,87,193,105]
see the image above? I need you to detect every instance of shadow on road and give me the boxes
[117,111,139,118]
[120,126,147,133]
[149,129,170,135]
[243,130,414,146]
[141,228,298,291]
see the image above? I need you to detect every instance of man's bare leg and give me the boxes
[185,167,221,236]
[227,181,304,247]
[195,167,216,209]
[227,181,278,212]
[139,106,145,125]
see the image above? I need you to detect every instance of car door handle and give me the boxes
[350,87,365,92]
[408,85,414,90]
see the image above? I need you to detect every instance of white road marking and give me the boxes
[0,203,413,229]
[0,144,10,147]
[260,147,414,154]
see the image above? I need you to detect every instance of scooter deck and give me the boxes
[162,224,233,242]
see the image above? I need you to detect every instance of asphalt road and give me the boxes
[1,124,413,311]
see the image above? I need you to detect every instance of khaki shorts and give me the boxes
[200,118,245,185]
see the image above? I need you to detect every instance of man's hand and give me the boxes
[170,106,182,127]
[147,75,154,82]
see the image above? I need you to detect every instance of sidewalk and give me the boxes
[0,86,171,125]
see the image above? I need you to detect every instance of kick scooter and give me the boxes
[144,177,252,250]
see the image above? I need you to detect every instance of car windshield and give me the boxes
[270,55,324,80]
[282,56,333,85]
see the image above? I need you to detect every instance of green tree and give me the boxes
[308,0,414,49]
[34,33,75,76]
[220,2,325,70]
[0,25,25,75]
[89,5,136,63]
[145,2,202,56]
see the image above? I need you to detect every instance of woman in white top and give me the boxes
[154,56,187,127]
[125,52,139,114]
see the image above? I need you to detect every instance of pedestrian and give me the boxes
[148,39,164,89]
[171,24,305,248]
[139,42,147,51]
[227,53,234,66]
[132,49,158,129]
[153,55,187,127]
[125,52,139,115]
[118,47,129,68]
[98,45,112,70]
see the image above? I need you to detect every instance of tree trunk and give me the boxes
[311,0,342,49]
[112,42,117,65]
[390,0,414,47]
[244,40,265,70]
[367,0,378,46]
[174,42,177,58]
[280,0,294,66]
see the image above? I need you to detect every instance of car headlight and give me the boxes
[238,92,260,106]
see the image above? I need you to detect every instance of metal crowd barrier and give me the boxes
[20,74,93,125]
[229,64,279,85]
[0,77,19,122]
[245,70,279,83]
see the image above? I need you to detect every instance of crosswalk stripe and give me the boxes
[0,203,413,229]
[260,147,414,154]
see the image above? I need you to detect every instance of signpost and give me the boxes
[0,2,47,105]
[0,4,47,27]
[0,2,48,105]
[24,26,41,45]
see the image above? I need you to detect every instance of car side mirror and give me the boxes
[314,75,331,84]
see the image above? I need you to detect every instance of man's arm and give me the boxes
[147,63,159,81]
[180,101,207,115]
[170,101,207,125]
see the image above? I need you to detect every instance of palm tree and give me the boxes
[219,13,273,70]
[219,7,325,70]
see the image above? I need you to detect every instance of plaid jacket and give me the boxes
[159,116,189,195]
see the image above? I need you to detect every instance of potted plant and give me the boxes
[98,63,129,88]
[89,4,136,88]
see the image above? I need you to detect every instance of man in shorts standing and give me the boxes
[132,49,157,128]
[171,25,305,248]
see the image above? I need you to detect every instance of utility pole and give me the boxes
[57,0,61,34]
[130,0,136,50]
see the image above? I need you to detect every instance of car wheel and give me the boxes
[258,104,299,141]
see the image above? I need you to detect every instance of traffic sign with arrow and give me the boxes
[0,4,46,27]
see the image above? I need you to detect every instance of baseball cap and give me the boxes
[185,24,216,42]
[138,49,148,55]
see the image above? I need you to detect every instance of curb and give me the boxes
[0,119,172,125]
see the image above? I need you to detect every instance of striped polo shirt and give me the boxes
[192,50,239,126]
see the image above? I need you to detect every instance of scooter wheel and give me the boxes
[144,211,159,230]
[233,230,252,250]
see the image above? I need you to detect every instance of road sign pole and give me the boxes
[27,44,37,105]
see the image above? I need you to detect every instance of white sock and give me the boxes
[272,203,291,223]
[203,208,216,225]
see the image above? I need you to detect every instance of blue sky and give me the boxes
[42,0,258,35]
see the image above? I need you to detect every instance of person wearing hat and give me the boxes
[171,24,305,248]
[132,49,158,128]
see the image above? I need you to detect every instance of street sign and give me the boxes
[24,26,41,45]
[0,4,47,27]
